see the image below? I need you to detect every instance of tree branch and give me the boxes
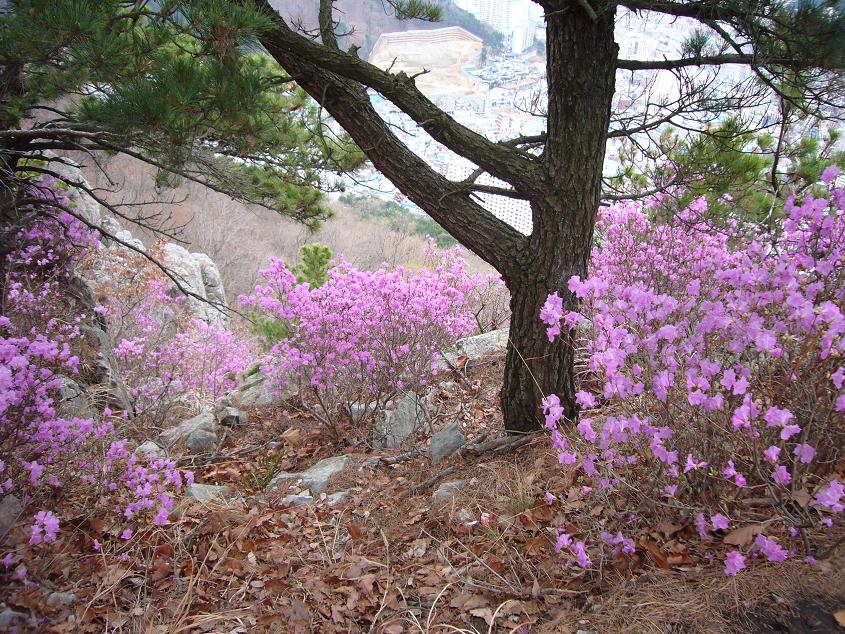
[254,42,528,271]
[255,0,541,191]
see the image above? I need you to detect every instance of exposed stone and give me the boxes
[281,493,314,507]
[432,480,465,505]
[267,455,352,495]
[99,216,146,252]
[326,490,350,505]
[46,592,77,607]
[45,155,102,226]
[239,371,266,391]
[185,483,229,503]
[457,328,509,359]
[349,401,384,423]
[192,253,227,308]
[0,495,22,537]
[186,429,218,454]
[373,393,429,448]
[158,411,216,447]
[82,325,133,412]
[217,406,248,427]
[429,422,466,465]
[134,440,167,460]
[0,607,34,630]
[56,376,96,419]
[163,243,206,301]
[236,376,297,407]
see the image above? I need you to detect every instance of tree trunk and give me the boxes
[499,3,618,433]
[258,0,618,435]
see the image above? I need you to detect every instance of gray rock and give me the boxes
[185,483,229,503]
[348,402,379,423]
[46,592,77,607]
[134,440,167,460]
[237,379,297,407]
[186,429,218,454]
[163,243,206,301]
[239,371,266,391]
[429,422,466,465]
[373,393,429,448]
[81,325,133,413]
[282,493,315,507]
[0,495,22,537]
[56,376,96,419]
[158,411,216,447]
[164,244,230,323]
[192,252,227,318]
[326,490,350,505]
[217,406,248,427]
[99,216,146,252]
[432,480,465,505]
[457,328,509,359]
[267,455,352,495]
[0,607,34,630]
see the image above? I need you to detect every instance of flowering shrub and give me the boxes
[540,167,844,575]
[107,278,254,419]
[0,178,195,569]
[241,250,479,437]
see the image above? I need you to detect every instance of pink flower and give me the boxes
[710,513,730,531]
[724,551,745,576]
[755,534,788,562]
[821,165,840,184]
[555,530,572,552]
[545,491,556,505]
[814,480,844,512]
[772,465,791,487]
[763,446,781,464]
[765,406,794,427]
[780,424,801,441]
[792,443,815,464]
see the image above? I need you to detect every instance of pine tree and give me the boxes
[250,0,845,433]
[0,0,362,304]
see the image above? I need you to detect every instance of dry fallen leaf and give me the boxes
[833,609,845,628]
[723,524,763,547]
[281,427,304,446]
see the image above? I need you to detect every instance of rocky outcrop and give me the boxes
[457,328,509,359]
[135,440,167,460]
[267,455,352,496]
[158,411,217,448]
[53,155,230,323]
[432,480,465,504]
[372,392,430,448]
[163,244,228,324]
[0,495,22,537]
[429,422,466,465]
[185,483,230,503]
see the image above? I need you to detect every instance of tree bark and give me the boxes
[500,3,618,431]
[258,0,619,433]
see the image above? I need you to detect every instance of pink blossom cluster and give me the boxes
[240,251,479,434]
[541,170,845,574]
[109,279,254,416]
[1,178,193,565]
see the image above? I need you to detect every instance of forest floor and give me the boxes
[4,354,845,633]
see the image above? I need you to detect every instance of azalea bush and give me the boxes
[0,180,193,573]
[241,249,480,437]
[541,167,845,576]
[89,243,256,425]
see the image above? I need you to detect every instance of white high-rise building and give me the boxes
[455,0,513,34]
[455,0,544,52]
